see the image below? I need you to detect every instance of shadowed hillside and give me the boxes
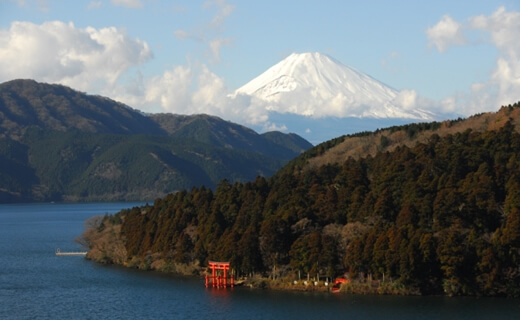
[0,79,165,139]
[0,79,312,202]
[85,103,520,297]
[278,103,520,175]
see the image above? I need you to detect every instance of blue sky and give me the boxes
[1,0,520,141]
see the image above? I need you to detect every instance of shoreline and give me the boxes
[85,252,423,296]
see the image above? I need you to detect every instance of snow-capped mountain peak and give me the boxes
[234,52,433,120]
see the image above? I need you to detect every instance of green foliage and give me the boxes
[275,136,345,177]
[0,127,300,202]
[0,137,38,201]
[100,120,520,297]
[0,79,312,202]
[0,80,166,138]
[386,121,443,137]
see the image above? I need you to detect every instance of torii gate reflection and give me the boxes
[205,261,234,288]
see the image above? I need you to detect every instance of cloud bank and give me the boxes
[2,5,520,138]
[427,15,466,53]
[427,6,520,115]
[111,0,143,9]
[174,0,235,63]
[113,6,520,131]
[0,21,152,93]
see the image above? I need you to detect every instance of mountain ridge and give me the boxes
[276,102,520,178]
[234,52,434,120]
[0,79,166,138]
[0,79,312,203]
[84,102,520,297]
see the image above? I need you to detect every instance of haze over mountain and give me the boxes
[0,79,311,203]
[232,53,438,144]
[0,53,444,145]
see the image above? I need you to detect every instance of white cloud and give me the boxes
[381,51,401,67]
[8,0,26,6]
[109,0,239,117]
[393,89,417,111]
[440,96,459,114]
[209,37,233,62]
[428,7,520,115]
[111,0,142,8]
[263,122,288,132]
[427,15,466,53]
[144,65,193,112]
[470,7,520,51]
[0,21,152,93]
[228,87,423,120]
[470,7,520,108]
[7,0,49,11]
[175,0,235,62]
[204,0,235,31]
[381,51,405,75]
[173,29,196,41]
[112,62,276,127]
[87,1,102,9]
[0,20,263,127]
[186,64,230,115]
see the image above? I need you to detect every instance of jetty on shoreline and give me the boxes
[55,248,87,256]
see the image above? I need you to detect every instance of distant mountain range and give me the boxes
[233,53,436,143]
[0,79,312,203]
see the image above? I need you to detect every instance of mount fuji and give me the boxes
[234,52,433,120]
[232,53,436,144]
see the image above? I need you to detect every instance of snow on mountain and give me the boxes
[234,52,434,120]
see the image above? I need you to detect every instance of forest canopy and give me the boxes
[87,106,520,297]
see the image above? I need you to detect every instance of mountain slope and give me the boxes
[0,79,166,138]
[86,103,520,297]
[149,113,311,160]
[234,52,434,120]
[0,79,311,156]
[0,127,292,202]
[285,103,520,172]
[0,79,312,202]
[261,131,312,156]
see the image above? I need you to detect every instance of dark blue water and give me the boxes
[1,203,519,319]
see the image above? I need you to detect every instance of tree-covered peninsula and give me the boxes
[84,104,520,297]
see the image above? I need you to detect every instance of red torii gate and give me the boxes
[205,261,234,288]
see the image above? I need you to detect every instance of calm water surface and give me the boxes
[1,203,519,319]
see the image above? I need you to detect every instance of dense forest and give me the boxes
[0,79,311,202]
[86,105,520,297]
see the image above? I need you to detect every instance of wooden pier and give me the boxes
[55,248,87,256]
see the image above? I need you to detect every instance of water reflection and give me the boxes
[1,203,520,320]
[204,287,234,318]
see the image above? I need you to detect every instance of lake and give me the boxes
[0,202,519,319]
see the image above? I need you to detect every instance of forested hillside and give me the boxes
[0,79,311,202]
[0,79,165,138]
[86,104,520,297]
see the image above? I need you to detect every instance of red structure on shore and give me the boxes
[331,277,350,293]
[205,261,234,288]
